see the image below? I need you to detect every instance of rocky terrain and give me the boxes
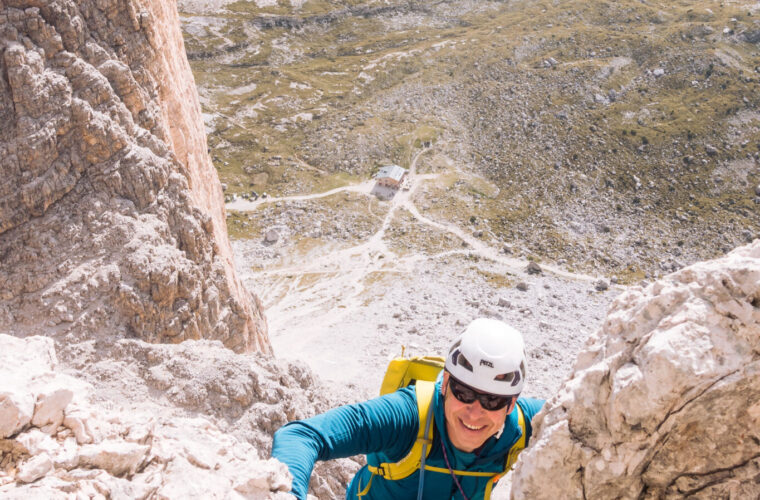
[0,1,328,497]
[2,0,760,499]
[513,240,760,499]
[178,0,760,495]
[0,0,267,352]
[0,334,292,499]
[0,333,359,499]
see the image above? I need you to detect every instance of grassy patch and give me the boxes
[386,208,464,255]
[185,0,760,277]
[473,268,514,288]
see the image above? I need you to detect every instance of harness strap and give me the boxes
[367,381,436,480]
[366,390,528,499]
[422,465,497,477]
[484,404,526,500]
[506,403,527,469]
[356,472,374,498]
[416,399,435,500]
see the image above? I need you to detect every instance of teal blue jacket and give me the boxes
[271,376,544,499]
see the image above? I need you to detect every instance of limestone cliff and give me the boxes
[512,240,760,499]
[0,0,268,352]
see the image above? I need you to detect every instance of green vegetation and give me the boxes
[183,0,760,278]
[386,208,464,256]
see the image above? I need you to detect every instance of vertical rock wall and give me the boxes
[511,240,760,499]
[0,0,269,353]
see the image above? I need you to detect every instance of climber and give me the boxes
[271,318,545,499]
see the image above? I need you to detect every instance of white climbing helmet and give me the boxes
[445,318,526,396]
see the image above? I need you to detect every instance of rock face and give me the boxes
[0,3,360,497]
[0,334,298,498]
[0,333,359,498]
[0,0,268,352]
[512,240,760,499]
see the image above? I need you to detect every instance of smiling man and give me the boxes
[271,319,545,499]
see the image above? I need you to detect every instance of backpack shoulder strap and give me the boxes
[506,402,526,468]
[483,402,526,499]
[368,380,436,481]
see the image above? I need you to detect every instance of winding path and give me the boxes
[227,180,376,211]
[227,147,597,283]
[229,146,607,368]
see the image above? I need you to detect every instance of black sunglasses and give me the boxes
[448,377,515,411]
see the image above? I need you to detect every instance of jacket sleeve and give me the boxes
[271,387,419,499]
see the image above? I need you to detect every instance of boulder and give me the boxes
[526,262,542,275]
[0,334,357,499]
[0,384,35,440]
[594,279,609,291]
[0,335,59,439]
[31,384,73,431]
[512,240,760,499]
[63,411,94,445]
[16,453,53,483]
[233,458,293,495]
[497,297,512,308]
[0,335,91,440]
[743,30,760,44]
[78,440,151,477]
[265,229,280,244]
[16,429,60,457]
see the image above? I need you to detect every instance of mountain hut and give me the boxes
[374,165,408,189]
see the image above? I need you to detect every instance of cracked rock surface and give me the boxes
[0,333,359,499]
[0,0,268,353]
[512,240,760,499]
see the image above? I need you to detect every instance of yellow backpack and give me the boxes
[358,355,526,499]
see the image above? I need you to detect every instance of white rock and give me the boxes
[63,410,94,445]
[52,437,80,470]
[233,458,293,495]
[182,439,221,470]
[78,440,150,476]
[0,386,35,439]
[125,421,154,445]
[31,383,73,430]
[153,456,227,499]
[512,241,760,499]
[0,335,57,373]
[64,406,114,445]
[16,453,53,483]
[0,335,58,438]
[16,429,60,456]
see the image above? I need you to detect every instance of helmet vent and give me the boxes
[451,349,474,372]
[495,369,522,387]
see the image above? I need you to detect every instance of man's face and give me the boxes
[442,372,514,452]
